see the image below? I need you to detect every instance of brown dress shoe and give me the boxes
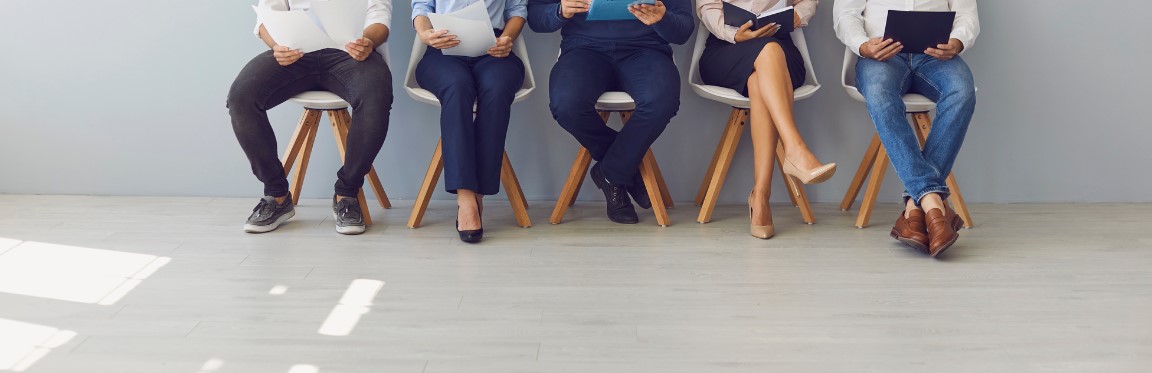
[926,207,961,257]
[890,210,929,254]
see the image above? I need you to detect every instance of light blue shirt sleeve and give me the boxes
[412,0,437,20]
[504,0,527,20]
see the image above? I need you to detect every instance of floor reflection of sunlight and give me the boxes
[287,364,319,373]
[194,358,225,373]
[269,285,289,295]
[0,241,170,305]
[318,280,384,337]
[0,319,76,372]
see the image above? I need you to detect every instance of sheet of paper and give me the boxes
[427,2,497,57]
[310,0,367,46]
[254,6,340,53]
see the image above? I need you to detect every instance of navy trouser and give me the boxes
[548,44,681,185]
[227,48,393,197]
[416,47,525,195]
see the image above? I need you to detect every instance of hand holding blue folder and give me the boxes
[586,0,657,21]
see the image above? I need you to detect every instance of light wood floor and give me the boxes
[0,195,1149,373]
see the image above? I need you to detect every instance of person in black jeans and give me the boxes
[228,0,393,235]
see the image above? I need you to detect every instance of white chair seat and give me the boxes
[289,91,350,110]
[403,39,536,109]
[688,28,821,110]
[843,85,936,113]
[594,92,637,111]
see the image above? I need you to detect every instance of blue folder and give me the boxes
[586,0,656,21]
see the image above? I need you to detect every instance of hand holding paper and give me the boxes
[426,2,498,57]
[254,0,368,54]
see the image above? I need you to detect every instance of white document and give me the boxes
[426,1,498,57]
[254,0,367,53]
[310,0,367,46]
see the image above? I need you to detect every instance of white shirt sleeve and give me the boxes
[254,0,290,38]
[949,0,979,54]
[832,0,870,57]
[366,0,393,31]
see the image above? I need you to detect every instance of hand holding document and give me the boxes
[254,0,367,53]
[426,2,498,57]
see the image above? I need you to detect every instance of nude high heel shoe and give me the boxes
[748,193,775,239]
[782,157,837,185]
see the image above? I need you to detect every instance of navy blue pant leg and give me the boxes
[549,48,618,174]
[416,48,524,195]
[605,47,680,185]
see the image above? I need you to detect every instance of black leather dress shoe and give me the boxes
[456,220,483,243]
[591,163,639,224]
[629,172,652,210]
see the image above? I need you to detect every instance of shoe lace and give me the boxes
[336,199,362,221]
[253,198,276,218]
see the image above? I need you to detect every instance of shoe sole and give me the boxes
[803,165,837,184]
[890,228,929,254]
[332,212,366,235]
[931,234,960,258]
[244,209,296,233]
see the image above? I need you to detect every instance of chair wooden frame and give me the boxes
[280,107,391,226]
[549,110,674,227]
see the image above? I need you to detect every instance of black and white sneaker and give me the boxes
[332,196,366,235]
[244,193,295,233]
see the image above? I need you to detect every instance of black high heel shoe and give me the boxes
[457,197,483,243]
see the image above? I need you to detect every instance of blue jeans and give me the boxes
[548,45,680,185]
[856,53,976,206]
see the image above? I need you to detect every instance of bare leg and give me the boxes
[747,73,778,227]
[904,198,921,218]
[751,42,824,170]
[457,189,481,230]
[920,193,946,214]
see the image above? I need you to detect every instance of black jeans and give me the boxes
[227,48,393,197]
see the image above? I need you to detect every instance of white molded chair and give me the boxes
[838,48,974,229]
[688,27,820,224]
[548,61,675,227]
[281,50,393,227]
[403,37,534,229]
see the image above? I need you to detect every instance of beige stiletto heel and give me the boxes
[782,157,837,184]
[748,193,775,239]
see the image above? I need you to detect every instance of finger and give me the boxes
[924,48,944,58]
[875,38,894,49]
[737,21,752,34]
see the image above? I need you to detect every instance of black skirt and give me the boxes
[699,33,806,96]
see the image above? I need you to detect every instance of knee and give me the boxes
[633,91,680,122]
[753,42,784,68]
[435,77,477,105]
[946,85,976,109]
[550,98,592,125]
[476,77,521,103]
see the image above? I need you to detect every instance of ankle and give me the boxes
[920,194,945,212]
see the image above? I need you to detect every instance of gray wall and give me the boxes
[2,1,1150,203]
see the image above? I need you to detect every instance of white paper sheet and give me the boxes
[254,6,339,53]
[310,0,367,46]
[426,2,498,57]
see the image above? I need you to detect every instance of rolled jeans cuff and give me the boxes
[904,186,950,207]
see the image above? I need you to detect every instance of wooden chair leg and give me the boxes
[640,150,670,227]
[407,139,444,229]
[550,147,593,224]
[776,141,815,224]
[502,153,529,210]
[289,111,321,206]
[696,109,746,224]
[328,110,371,226]
[855,145,889,228]
[334,110,391,210]
[648,152,674,208]
[911,112,973,228]
[568,170,586,207]
[282,110,318,176]
[695,109,740,207]
[501,152,532,228]
[841,134,882,211]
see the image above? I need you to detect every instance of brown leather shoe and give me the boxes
[890,210,929,254]
[926,207,960,258]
